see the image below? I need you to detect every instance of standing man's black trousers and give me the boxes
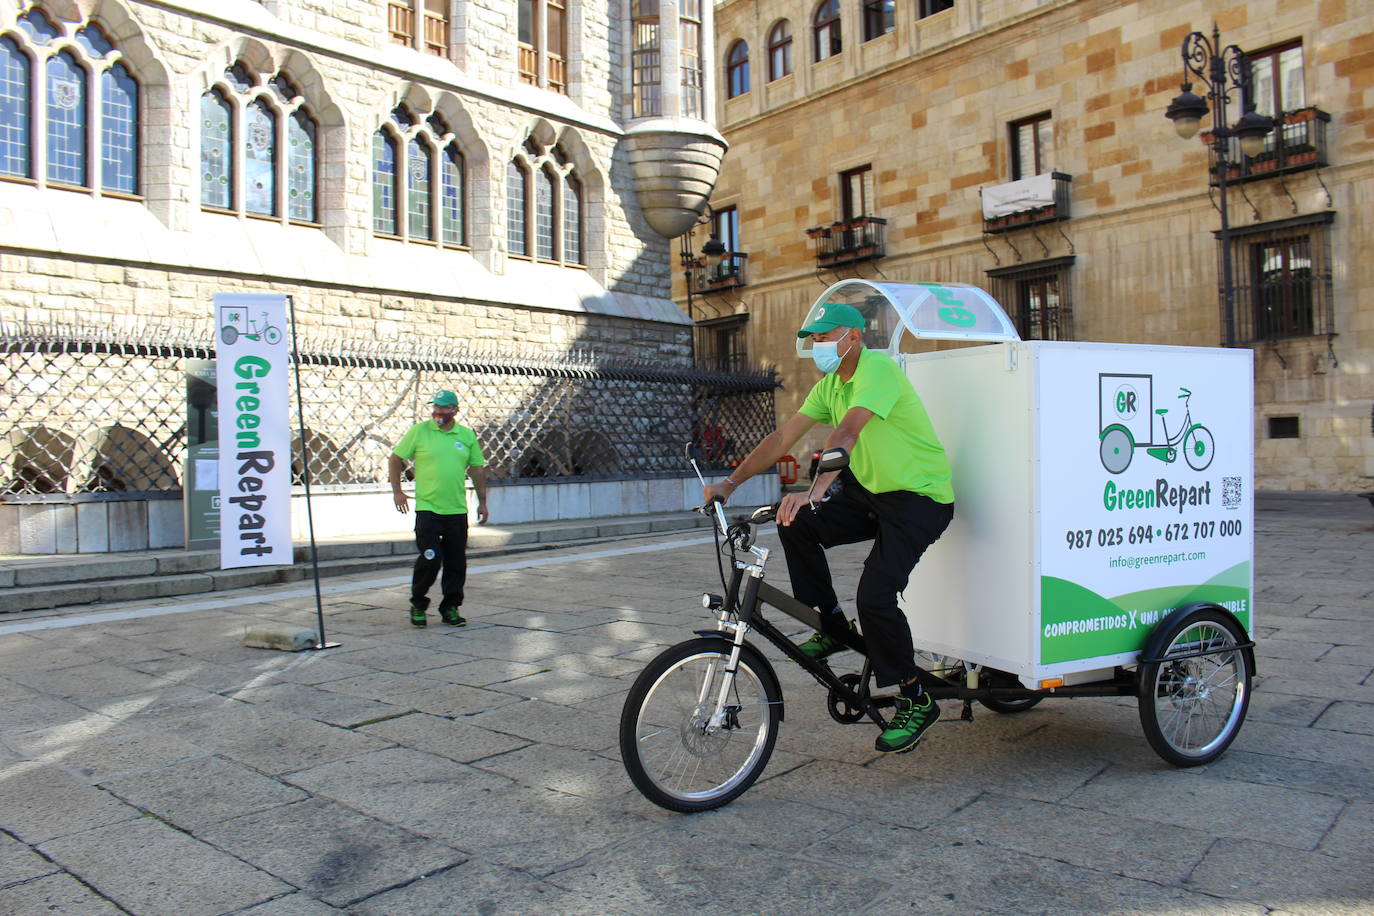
[411,510,469,613]
[777,471,953,687]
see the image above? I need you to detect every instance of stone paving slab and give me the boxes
[1187,837,1373,915]
[99,754,310,829]
[193,798,465,907]
[0,496,1371,913]
[350,856,628,916]
[39,816,290,916]
[0,872,127,914]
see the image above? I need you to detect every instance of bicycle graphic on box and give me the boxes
[220,306,282,346]
[1099,373,1214,474]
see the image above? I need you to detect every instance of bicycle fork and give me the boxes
[697,561,767,732]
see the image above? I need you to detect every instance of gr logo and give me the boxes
[1113,384,1139,420]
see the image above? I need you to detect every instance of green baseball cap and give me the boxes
[429,390,458,407]
[797,302,866,338]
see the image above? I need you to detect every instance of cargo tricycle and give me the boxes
[619,281,1256,813]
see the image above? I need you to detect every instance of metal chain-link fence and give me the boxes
[1,322,779,497]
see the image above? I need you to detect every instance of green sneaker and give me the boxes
[796,618,857,661]
[409,604,427,628]
[875,693,940,754]
[439,607,466,627]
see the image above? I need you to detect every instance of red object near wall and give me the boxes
[777,454,799,485]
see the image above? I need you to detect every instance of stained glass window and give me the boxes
[225,64,254,93]
[46,51,87,187]
[288,111,316,222]
[536,168,555,259]
[407,137,432,240]
[441,144,464,245]
[270,74,298,103]
[201,88,232,208]
[372,130,398,235]
[76,25,114,58]
[0,37,30,179]
[563,173,581,265]
[101,63,137,193]
[507,161,527,256]
[5,14,144,196]
[244,100,276,215]
[18,9,60,45]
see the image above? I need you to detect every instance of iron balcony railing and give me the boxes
[687,252,749,295]
[1203,107,1330,185]
[983,172,1073,234]
[807,216,887,269]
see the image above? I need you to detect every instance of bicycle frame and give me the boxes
[698,507,1138,730]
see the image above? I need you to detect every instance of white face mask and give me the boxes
[810,336,854,373]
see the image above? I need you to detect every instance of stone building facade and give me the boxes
[0,0,789,554]
[695,0,1373,492]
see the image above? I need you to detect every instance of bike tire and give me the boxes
[979,695,1045,714]
[620,637,781,813]
[1137,607,1251,766]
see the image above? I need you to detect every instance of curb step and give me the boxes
[0,512,714,615]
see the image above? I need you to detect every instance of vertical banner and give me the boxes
[214,293,293,569]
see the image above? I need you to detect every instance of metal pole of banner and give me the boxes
[287,295,339,651]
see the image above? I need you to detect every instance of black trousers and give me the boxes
[777,472,953,687]
[410,510,469,612]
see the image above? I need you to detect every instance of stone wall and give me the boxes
[0,0,674,318]
[703,0,1374,492]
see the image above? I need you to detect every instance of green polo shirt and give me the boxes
[392,420,486,515]
[799,348,954,503]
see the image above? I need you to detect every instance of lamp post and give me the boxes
[1165,25,1274,348]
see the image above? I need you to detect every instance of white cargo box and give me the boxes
[801,281,1255,686]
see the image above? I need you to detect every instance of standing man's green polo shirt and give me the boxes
[392,421,486,514]
[799,348,954,503]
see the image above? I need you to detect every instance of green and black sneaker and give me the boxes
[438,607,466,627]
[875,693,940,754]
[409,604,427,628]
[796,618,857,661]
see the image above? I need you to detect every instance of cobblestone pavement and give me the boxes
[1,495,1371,915]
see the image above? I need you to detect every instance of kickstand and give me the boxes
[960,699,974,722]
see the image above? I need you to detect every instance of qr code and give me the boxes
[1222,476,1242,507]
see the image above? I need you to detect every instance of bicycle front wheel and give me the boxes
[619,638,781,813]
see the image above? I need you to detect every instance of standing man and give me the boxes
[702,303,955,754]
[389,390,489,628]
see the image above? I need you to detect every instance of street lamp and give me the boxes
[1165,25,1273,348]
[680,205,725,323]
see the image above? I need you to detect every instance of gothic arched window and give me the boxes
[200,63,318,223]
[1,13,140,195]
[371,106,467,248]
[506,160,528,256]
[508,138,584,266]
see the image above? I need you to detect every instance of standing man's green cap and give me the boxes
[429,390,458,407]
[797,303,866,338]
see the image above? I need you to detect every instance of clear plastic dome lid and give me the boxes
[796,280,1020,358]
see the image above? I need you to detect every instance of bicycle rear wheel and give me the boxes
[1137,607,1251,766]
[620,638,781,813]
